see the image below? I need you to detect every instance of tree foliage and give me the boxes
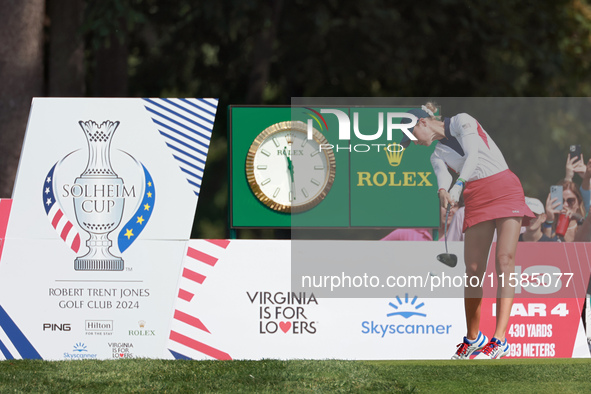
[3,0,591,236]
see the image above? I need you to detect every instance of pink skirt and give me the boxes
[462,169,535,232]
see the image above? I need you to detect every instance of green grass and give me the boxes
[0,358,589,393]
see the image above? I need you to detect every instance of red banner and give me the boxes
[0,199,12,263]
[480,242,590,358]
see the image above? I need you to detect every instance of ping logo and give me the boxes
[387,294,426,319]
[43,323,71,331]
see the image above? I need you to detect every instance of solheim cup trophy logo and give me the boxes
[42,120,156,271]
[73,121,125,271]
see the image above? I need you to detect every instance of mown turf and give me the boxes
[369,358,591,393]
[0,358,589,393]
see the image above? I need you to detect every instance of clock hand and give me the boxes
[284,147,295,200]
[284,147,295,181]
[287,156,294,182]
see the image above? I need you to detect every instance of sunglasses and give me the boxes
[565,197,578,206]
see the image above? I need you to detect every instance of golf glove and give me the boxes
[449,183,463,204]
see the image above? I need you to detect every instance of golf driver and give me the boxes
[437,203,458,267]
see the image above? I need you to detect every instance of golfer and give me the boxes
[401,103,534,359]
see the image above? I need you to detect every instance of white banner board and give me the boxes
[0,98,218,360]
[0,98,588,360]
[167,239,468,360]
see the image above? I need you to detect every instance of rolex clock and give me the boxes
[245,121,336,213]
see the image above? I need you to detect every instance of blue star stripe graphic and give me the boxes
[42,165,57,215]
[181,98,218,117]
[42,163,81,252]
[0,305,42,359]
[143,98,218,196]
[160,98,215,128]
[117,164,155,253]
[169,349,192,360]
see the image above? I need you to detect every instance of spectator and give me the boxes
[544,180,586,242]
[381,204,458,241]
[565,152,591,213]
[575,210,591,242]
[519,197,557,242]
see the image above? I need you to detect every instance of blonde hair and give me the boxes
[423,102,442,121]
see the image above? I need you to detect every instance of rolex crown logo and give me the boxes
[139,320,146,328]
[384,143,405,167]
[285,132,294,145]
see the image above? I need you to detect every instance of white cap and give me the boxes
[525,197,545,215]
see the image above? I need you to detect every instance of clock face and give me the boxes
[245,121,336,213]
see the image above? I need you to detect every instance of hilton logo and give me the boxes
[86,320,113,331]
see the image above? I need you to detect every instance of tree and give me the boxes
[3,0,591,236]
[47,0,86,96]
[0,0,45,198]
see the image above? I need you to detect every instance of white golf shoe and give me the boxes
[474,337,510,359]
[451,331,488,360]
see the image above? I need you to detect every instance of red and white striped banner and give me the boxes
[168,239,232,360]
[0,199,12,263]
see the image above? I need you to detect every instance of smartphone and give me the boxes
[569,144,582,162]
[550,185,563,211]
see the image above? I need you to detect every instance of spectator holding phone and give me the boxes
[564,148,591,213]
[544,180,586,242]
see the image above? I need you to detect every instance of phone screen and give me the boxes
[550,185,563,211]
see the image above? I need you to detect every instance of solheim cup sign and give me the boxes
[43,120,155,271]
[0,98,218,360]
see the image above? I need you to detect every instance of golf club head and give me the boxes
[437,253,458,268]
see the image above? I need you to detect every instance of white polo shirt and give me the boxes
[430,113,508,191]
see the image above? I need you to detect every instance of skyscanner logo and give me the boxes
[361,294,452,338]
[63,342,98,359]
[387,294,426,318]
